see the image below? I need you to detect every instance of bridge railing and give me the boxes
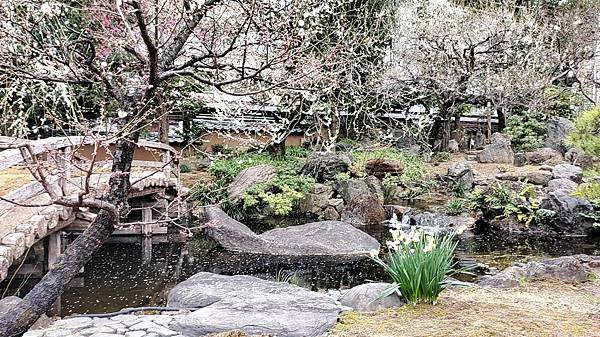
[0,136,179,181]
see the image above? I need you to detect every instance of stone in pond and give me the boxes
[203,206,379,256]
[339,283,404,312]
[540,189,593,233]
[478,255,599,288]
[341,193,387,226]
[168,272,341,337]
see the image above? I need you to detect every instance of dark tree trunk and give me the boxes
[453,109,461,130]
[497,107,506,131]
[428,115,443,149]
[0,129,139,337]
[157,93,170,145]
[160,114,169,145]
[267,139,286,156]
[428,101,453,149]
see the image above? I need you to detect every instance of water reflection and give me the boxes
[0,223,598,316]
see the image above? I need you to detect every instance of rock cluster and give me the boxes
[300,177,387,225]
[478,255,599,288]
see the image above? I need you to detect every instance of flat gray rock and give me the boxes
[546,178,578,193]
[203,206,379,256]
[168,272,341,337]
[552,164,583,183]
[339,283,403,312]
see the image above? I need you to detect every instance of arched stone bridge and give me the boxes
[0,136,186,282]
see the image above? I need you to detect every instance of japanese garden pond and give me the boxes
[1,223,599,317]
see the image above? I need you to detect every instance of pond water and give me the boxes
[1,223,598,317]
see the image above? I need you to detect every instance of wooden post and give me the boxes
[142,207,153,236]
[47,232,61,270]
[142,237,152,265]
[59,147,72,196]
[162,150,172,178]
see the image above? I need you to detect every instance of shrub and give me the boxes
[242,174,314,216]
[568,106,600,157]
[544,85,586,119]
[504,113,546,152]
[404,180,438,199]
[209,147,309,182]
[468,183,542,225]
[445,199,464,215]
[448,182,467,198]
[275,269,302,285]
[434,151,451,162]
[370,226,460,304]
[191,147,314,217]
[179,163,191,173]
[573,182,600,206]
[334,172,351,181]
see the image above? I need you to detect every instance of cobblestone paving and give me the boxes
[24,313,187,337]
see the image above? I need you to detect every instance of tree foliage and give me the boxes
[569,106,600,157]
[384,0,599,147]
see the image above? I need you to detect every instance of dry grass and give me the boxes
[330,281,600,337]
[179,171,213,188]
[426,154,544,182]
[0,166,35,196]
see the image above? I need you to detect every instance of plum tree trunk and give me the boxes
[0,131,139,337]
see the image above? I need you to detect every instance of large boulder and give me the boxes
[552,164,583,183]
[565,148,595,169]
[522,147,565,166]
[364,158,404,179]
[476,133,514,164]
[339,283,404,312]
[544,117,574,153]
[227,164,276,200]
[302,152,351,182]
[546,178,578,193]
[168,272,341,337]
[203,206,379,256]
[541,190,593,233]
[341,194,387,226]
[478,255,599,288]
[334,179,372,202]
[299,183,334,215]
[363,176,384,202]
[447,161,474,190]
